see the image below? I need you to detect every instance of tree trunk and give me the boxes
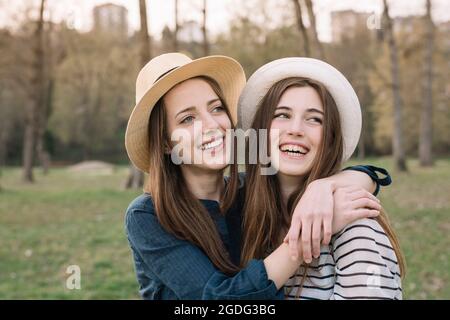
[125,0,150,189]
[139,0,151,61]
[304,0,325,59]
[358,116,366,159]
[37,22,54,175]
[382,0,407,171]
[22,0,46,182]
[202,0,209,56]
[174,0,179,51]
[124,164,145,189]
[292,0,310,56]
[419,0,434,166]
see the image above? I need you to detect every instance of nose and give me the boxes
[287,117,305,137]
[201,112,220,133]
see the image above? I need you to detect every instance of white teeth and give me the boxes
[201,138,223,150]
[280,144,308,154]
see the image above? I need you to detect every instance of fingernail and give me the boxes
[291,255,298,261]
[305,258,311,264]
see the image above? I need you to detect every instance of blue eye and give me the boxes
[308,117,323,124]
[181,116,194,124]
[212,105,224,112]
[274,113,289,119]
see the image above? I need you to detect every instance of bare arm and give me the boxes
[321,169,376,194]
[264,242,303,289]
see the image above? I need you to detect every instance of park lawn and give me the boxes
[0,157,448,299]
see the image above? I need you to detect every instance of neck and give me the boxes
[277,173,304,205]
[181,165,224,202]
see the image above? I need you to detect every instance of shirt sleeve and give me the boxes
[125,206,281,300]
[330,218,402,300]
[342,165,392,196]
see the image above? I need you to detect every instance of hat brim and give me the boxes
[125,55,246,173]
[237,57,361,162]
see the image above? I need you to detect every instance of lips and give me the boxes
[279,142,309,158]
[200,136,224,151]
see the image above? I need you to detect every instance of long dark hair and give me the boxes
[241,77,405,285]
[144,76,240,275]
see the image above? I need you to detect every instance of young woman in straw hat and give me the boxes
[124,53,386,300]
[238,57,405,300]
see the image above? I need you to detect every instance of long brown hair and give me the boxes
[144,76,240,275]
[241,77,405,281]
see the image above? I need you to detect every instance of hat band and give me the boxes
[154,66,179,83]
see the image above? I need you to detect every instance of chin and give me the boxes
[200,162,228,172]
[278,166,310,177]
[278,160,313,177]
[201,154,229,171]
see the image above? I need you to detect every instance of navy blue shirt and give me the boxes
[125,165,391,300]
[125,178,283,300]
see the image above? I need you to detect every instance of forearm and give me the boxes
[322,170,376,194]
[264,242,303,289]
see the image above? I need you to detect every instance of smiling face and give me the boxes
[163,77,232,171]
[269,85,324,177]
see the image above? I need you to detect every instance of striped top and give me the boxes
[284,218,402,300]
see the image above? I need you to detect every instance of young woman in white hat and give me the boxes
[238,57,405,300]
[124,53,385,300]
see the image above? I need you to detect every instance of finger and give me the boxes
[339,185,361,193]
[301,219,312,264]
[351,209,380,220]
[322,214,332,246]
[288,219,301,260]
[361,190,380,203]
[348,189,379,203]
[311,219,322,259]
[352,198,382,211]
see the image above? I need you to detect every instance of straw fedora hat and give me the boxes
[237,57,361,162]
[125,52,246,173]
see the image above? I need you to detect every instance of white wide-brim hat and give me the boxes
[125,52,246,173]
[237,57,362,162]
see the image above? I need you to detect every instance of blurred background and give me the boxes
[0,0,448,299]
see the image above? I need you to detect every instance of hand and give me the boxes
[283,181,382,264]
[283,179,335,264]
[332,185,381,234]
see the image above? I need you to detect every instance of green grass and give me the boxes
[0,157,449,299]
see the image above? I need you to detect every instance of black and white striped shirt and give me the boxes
[284,218,402,300]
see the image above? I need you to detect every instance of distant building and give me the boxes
[331,10,372,42]
[93,3,128,38]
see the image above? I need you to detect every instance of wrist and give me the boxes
[311,177,337,193]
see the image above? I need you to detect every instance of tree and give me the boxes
[327,26,378,159]
[382,0,407,171]
[174,0,179,51]
[292,0,310,56]
[202,0,209,56]
[304,0,325,59]
[139,0,151,62]
[419,0,434,166]
[124,0,151,189]
[22,0,46,182]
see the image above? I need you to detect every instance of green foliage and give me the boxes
[50,30,137,161]
[369,21,450,156]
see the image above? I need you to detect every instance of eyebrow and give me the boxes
[276,106,324,115]
[175,99,221,118]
